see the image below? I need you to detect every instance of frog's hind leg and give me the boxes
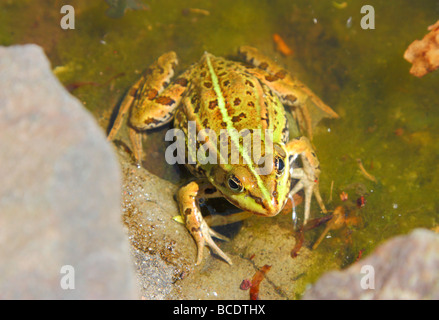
[108,51,191,164]
[177,180,233,265]
[286,137,327,223]
[108,52,178,141]
[238,46,338,140]
[107,75,144,142]
[107,74,149,164]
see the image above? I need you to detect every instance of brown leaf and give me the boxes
[404,20,439,77]
[249,265,271,300]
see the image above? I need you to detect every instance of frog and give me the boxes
[107,46,339,265]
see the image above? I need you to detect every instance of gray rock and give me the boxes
[0,44,137,299]
[303,228,439,300]
[115,149,195,299]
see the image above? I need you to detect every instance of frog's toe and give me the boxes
[196,222,232,265]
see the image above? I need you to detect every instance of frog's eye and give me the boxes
[227,174,244,192]
[274,156,285,176]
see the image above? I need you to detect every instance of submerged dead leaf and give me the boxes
[404,20,439,77]
[249,265,271,300]
[312,204,363,250]
[273,33,294,56]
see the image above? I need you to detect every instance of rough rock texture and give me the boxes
[303,229,439,299]
[116,150,194,299]
[0,44,137,299]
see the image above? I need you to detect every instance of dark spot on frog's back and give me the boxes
[223,80,230,87]
[146,88,158,100]
[285,94,297,104]
[233,97,241,106]
[175,77,189,87]
[204,82,212,89]
[245,80,254,87]
[191,94,198,104]
[155,96,175,106]
[274,70,287,80]
[265,75,278,82]
[232,112,246,123]
[184,208,192,216]
[208,99,218,109]
[193,103,200,114]
[258,62,269,70]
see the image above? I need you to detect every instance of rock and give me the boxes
[115,149,196,299]
[0,44,137,299]
[303,229,439,299]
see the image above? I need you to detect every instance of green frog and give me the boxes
[108,46,339,265]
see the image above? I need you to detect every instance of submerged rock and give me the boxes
[0,44,137,299]
[303,229,439,299]
[115,146,340,300]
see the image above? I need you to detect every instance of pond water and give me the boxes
[2,0,439,296]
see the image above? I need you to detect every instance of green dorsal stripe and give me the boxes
[205,53,272,204]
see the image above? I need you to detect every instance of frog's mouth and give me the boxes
[251,203,283,217]
[252,210,280,217]
[226,193,285,218]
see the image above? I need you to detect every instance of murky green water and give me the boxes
[2,0,439,294]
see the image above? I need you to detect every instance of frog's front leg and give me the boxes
[177,180,232,265]
[286,137,327,223]
[108,52,191,164]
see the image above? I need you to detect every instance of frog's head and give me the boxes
[209,144,291,216]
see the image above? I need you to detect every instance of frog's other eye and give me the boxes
[227,174,244,192]
[274,156,285,176]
